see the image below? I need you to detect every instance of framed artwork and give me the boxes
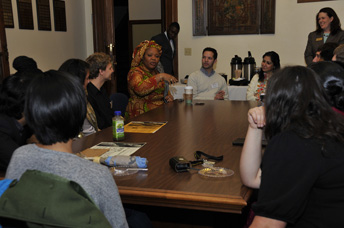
[192,0,207,36]
[261,0,275,34]
[1,0,14,28]
[298,0,334,3]
[208,0,260,35]
[193,0,276,36]
[17,0,34,30]
[53,0,66,31]
[36,0,51,31]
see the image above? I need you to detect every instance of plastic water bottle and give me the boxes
[113,111,125,141]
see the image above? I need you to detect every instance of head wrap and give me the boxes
[131,40,162,68]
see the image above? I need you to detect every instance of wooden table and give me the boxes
[72,100,256,214]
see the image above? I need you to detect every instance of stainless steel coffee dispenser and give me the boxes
[243,51,256,81]
[230,55,242,79]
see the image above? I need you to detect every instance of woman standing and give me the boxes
[126,40,177,119]
[304,7,344,66]
[246,51,280,101]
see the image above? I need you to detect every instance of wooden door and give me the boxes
[162,0,178,79]
[91,0,117,94]
[91,0,178,93]
[0,2,10,82]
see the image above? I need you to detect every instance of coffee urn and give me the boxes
[230,55,242,79]
[243,51,256,81]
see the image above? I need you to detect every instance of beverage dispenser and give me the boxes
[243,51,256,81]
[230,55,242,79]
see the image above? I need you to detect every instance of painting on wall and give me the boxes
[208,0,260,35]
[17,0,34,30]
[193,0,207,35]
[261,0,275,34]
[53,0,66,31]
[298,0,334,3]
[36,0,51,31]
[1,0,14,28]
[193,0,276,36]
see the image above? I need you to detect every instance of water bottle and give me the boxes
[113,111,125,141]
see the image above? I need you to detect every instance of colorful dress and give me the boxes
[246,74,268,101]
[126,63,165,118]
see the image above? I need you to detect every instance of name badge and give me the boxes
[316,37,323,41]
[211,82,219,89]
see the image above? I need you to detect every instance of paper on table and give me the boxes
[124,121,167,133]
[90,142,146,157]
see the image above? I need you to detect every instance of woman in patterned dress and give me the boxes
[246,51,280,101]
[126,40,177,119]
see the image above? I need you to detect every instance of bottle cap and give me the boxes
[115,111,121,115]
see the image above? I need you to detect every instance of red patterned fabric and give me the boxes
[126,40,165,119]
[126,64,165,119]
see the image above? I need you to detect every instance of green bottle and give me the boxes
[112,111,125,141]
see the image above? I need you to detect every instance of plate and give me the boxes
[198,167,234,178]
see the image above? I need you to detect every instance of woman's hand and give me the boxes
[156,73,178,84]
[165,94,174,103]
[248,106,265,129]
[240,106,265,189]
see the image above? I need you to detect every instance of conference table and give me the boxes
[169,83,248,101]
[72,100,257,217]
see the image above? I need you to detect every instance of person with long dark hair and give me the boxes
[246,51,280,101]
[305,7,344,65]
[309,61,344,116]
[241,66,344,227]
[0,74,36,171]
[59,59,100,136]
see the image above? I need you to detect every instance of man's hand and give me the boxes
[214,90,225,100]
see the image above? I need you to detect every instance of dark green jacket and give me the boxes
[0,170,111,228]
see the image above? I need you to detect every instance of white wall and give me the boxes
[6,0,93,73]
[177,0,344,78]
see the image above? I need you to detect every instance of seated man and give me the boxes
[86,53,114,130]
[5,71,128,228]
[187,47,229,100]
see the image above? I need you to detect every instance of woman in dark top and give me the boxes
[304,7,344,65]
[0,74,35,171]
[241,66,344,227]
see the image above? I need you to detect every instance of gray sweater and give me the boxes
[6,144,128,228]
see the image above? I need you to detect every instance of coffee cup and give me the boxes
[184,86,193,104]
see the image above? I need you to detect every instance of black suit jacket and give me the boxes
[304,30,344,65]
[151,33,175,75]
